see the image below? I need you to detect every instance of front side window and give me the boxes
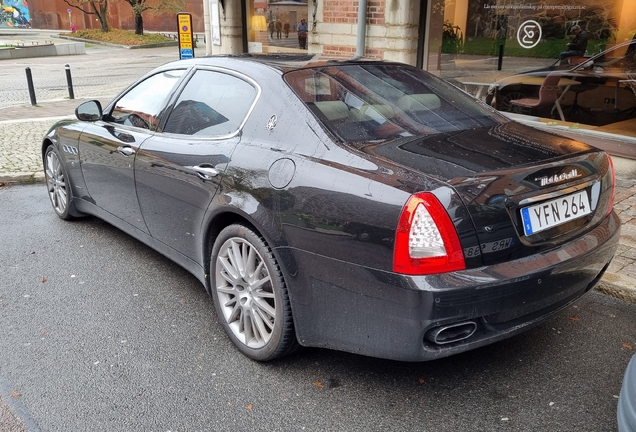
[109,69,186,130]
[163,69,257,137]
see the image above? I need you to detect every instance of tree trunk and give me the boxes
[134,13,143,35]
[90,1,109,32]
[99,1,109,32]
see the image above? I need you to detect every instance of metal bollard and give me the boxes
[25,67,37,106]
[497,44,504,71]
[65,64,75,100]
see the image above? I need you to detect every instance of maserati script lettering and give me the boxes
[535,169,580,186]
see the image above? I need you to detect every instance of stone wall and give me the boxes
[315,0,420,64]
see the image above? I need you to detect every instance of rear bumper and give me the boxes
[285,211,620,362]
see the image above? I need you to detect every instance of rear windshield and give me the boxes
[284,64,504,142]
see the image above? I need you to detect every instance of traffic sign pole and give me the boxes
[177,13,194,60]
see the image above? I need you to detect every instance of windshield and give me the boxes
[284,64,504,143]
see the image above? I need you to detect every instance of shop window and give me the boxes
[426,0,636,142]
[247,0,309,54]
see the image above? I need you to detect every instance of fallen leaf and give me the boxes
[41,276,47,283]
[10,391,21,398]
[41,329,48,335]
[313,381,323,388]
[418,378,425,384]
[569,317,580,321]
[247,404,253,410]
[622,343,633,350]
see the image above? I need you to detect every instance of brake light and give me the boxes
[393,192,465,275]
[606,155,616,217]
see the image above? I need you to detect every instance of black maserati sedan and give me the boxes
[42,54,619,362]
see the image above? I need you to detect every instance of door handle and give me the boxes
[117,146,136,157]
[191,164,219,180]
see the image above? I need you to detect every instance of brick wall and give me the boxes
[315,0,419,64]
[319,0,387,58]
[28,0,205,32]
[322,44,384,59]
[323,1,386,25]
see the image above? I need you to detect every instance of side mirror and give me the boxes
[76,100,103,122]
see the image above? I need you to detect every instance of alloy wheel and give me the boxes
[215,237,277,349]
[45,149,68,217]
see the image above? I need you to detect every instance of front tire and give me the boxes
[44,146,74,220]
[211,224,298,361]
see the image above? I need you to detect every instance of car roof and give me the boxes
[161,54,403,74]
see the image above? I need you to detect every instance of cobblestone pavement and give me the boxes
[602,176,636,302]
[0,119,52,182]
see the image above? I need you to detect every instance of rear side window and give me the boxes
[163,70,257,137]
[284,64,503,142]
[110,70,185,131]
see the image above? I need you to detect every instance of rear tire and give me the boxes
[210,224,298,361]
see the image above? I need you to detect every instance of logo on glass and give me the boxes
[517,20,542,49]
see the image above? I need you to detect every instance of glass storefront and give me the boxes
[426,0,636,142]
[247,0,309,54]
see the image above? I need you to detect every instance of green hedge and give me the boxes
[445,37,608,59]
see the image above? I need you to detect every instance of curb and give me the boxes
[596,279,636,303]
[0,172,45,184]
[0,377,42,432]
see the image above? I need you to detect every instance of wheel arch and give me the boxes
[41,137,55,163]
[201,208,287,296]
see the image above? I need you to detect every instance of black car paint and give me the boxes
[42,56,620,361]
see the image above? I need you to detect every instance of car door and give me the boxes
[135,67,259,261]
[79,69,186,233]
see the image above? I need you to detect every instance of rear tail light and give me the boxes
[606,155,616,217]
[393,192,465,275]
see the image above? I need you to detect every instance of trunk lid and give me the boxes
[365,121,614,265]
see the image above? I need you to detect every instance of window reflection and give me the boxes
[247,0,309,53]
[428,0,636,139]
[110,70,186,131]
[163,70,257,137]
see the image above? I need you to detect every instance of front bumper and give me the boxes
[284,211,620,361]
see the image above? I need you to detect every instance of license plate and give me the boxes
[521,190,591,236]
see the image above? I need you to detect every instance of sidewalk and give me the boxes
[0,97,635,303]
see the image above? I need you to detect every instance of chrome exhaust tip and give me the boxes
[425,321,477,345]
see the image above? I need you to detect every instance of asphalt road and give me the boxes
[0,183,635,431]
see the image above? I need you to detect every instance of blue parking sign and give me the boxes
[180,48,193,59]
